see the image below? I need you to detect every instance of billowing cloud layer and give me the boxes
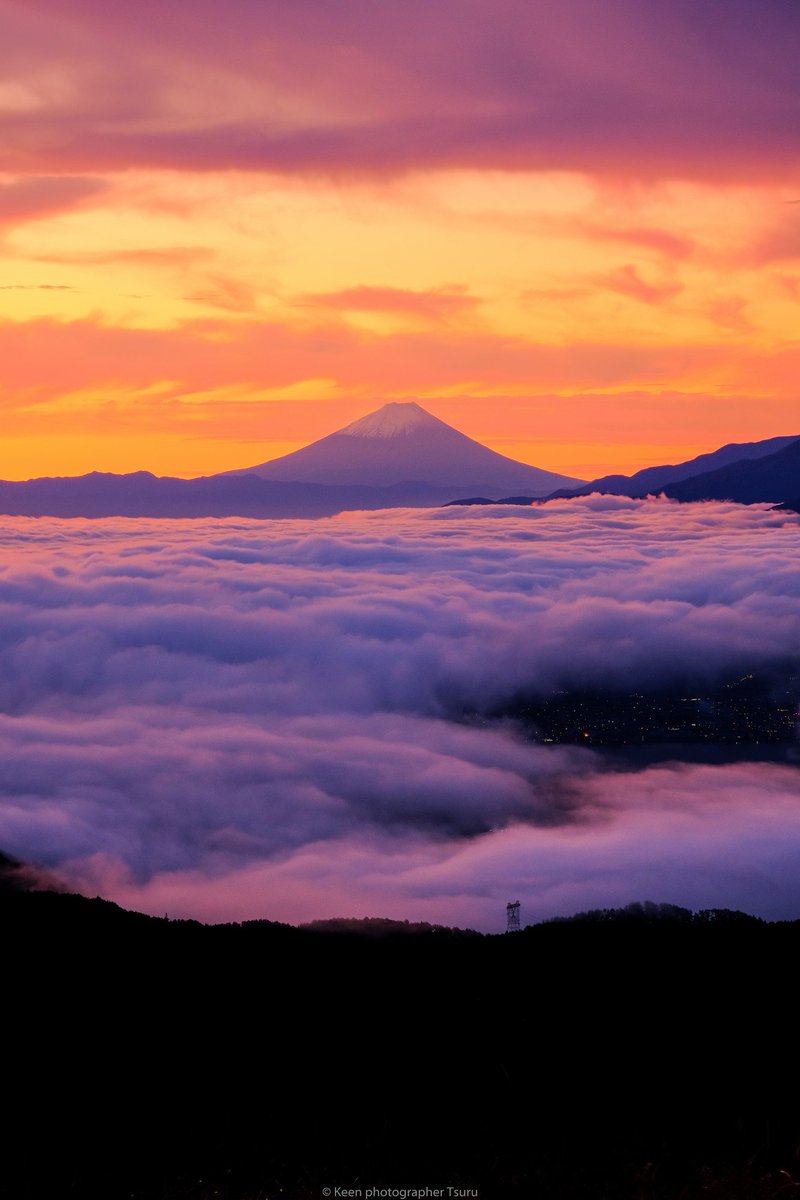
[1,497,799,928]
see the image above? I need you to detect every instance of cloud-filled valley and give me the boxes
[1,495,799,929]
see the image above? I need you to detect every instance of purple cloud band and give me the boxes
[2,0,798,179]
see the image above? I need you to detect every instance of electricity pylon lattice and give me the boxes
[506,900,521,933]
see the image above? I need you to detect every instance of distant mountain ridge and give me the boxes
[544,433,800,500]
[662,436,800,505]
[0,471,451,519]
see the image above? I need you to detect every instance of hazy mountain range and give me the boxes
[0,402,797,518]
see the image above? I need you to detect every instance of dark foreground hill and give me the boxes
[4,883,800,1199]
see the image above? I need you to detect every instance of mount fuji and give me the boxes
[0,402,582,519]
[226,401,584,494]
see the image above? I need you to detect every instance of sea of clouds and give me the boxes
[1,495,799,929]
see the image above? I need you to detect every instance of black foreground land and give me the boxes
[3,881,799,1200]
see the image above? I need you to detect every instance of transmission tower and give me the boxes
[506,900,521,932]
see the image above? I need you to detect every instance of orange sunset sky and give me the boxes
[1,0,799,481]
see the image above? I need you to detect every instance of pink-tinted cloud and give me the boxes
[776,273,800,300]
[300,285,479,324]
[30,246,216,267]
[186,274,258,314]
[0,175,107,228]
[520,286,591,304]
[573,222,695,260]
[0,498,798,927]
[595,264,683,306]
[707,296,753,333]
[747,214,800,265]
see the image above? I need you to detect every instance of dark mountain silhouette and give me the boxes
[225,401,584,494]
[661,436,800,504]
[540,432,799,501]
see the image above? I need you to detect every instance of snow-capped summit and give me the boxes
[338,401,442,440]
[226,401,584,495]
